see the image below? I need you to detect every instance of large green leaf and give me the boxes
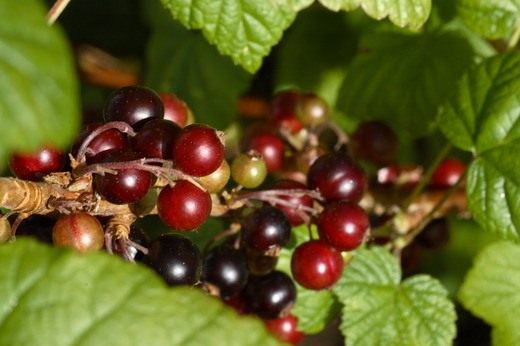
[0,239,282,345]
[459,241,520,345]
[159,0,301,73]
[319,0,432,29]
[0,0,79,165]
[457,0,520,39]
[332,247,456,346]
[439,52,520,241]
[336,29,478,138]
[146,3,251,129]
[277,226,340,334]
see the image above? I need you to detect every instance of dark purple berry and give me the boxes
[144,234,201,286]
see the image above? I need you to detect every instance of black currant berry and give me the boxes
[307,151,367,203]
[291,240,343,290]
[9,145,65,181]
[94,150,153,204]
[144,234,201,286]
[202,246,248,299]
[242,206,291,252]
[131,118,181,159]
[71,123,128,163]
[244,271,296,319]
[172,124,225,176]
[104,86,164,127]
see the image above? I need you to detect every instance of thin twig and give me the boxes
[46,0,72,25]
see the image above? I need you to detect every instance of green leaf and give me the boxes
[159,0,299,73]
[0,239,282,346]
[457,0,520,39]
[145,3,251,129]
[333,247,456,346]
[459,241,520,345]
[439,52,520,241]
[277,226,340,334]
[336,29,478,138]
[0,0,79,165]
[319,0,432,29]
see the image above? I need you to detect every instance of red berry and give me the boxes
[160,92,192,127]
[104,86,164,127]
[265,314,304,345]
[131,118,181,159]
[291,240,343,290]
[52,212,105,253]
[430,158,465,188]
[157,180,211,231]
[244,131,285,173]
[317,201,369,251]
[307,152,367,203]
[9,145,65,181]
[242,206,291,252]
[94,150,153,204]
[172,124,225,176]
[72,123,128,163]
[271,179,313,226]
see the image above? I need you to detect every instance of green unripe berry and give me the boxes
[231,151,267,189]
[198,160,231,193]
[297,94,329,128]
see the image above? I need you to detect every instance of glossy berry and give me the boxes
[231,151,267,188]
[271,179,313,226]
[72,123,128,163]
[244,131,285,173]
[9,146,65,181]
[297,93,329,128]
[94,150,153,204]
[416,218,450,250]
[52,212,104,253]
[242,206,291,252]
[202,246,248,299]
[244,271,296,319]
[144,234,201,286]
[269,90,304,133]
[317,201,369,251]
[197,160,230,193]
[430,158,465,188]
[264,314,304,345]
[131,118,181,159]
[16,214,55,244]
[307,151,367,203]
[160,92,193,127]
[291,240,343,290]
[351,120,398,166]
[104,86,164,127]
[157,180,211,231]
[172,124,225,176]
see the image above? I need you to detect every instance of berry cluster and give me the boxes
[1,86,466,344]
